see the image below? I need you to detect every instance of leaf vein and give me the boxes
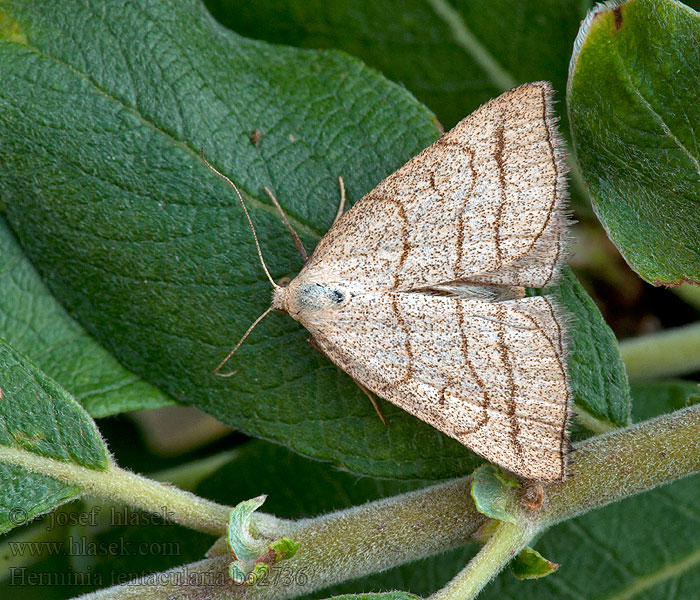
[614,51,700,178]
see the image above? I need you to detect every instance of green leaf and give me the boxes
[470,464,519,524]
[0,464,79,535]
[568,0,700,285]
[224,494,299,585]
[204,0,592,132]
[0,0,470,481]
[0,0,619,480]
[509,546,558,580]
[270,536,300,562]
[0,216,175,418]
[0,339,110,533]
[534,268,631,432]
[227,495,269,561]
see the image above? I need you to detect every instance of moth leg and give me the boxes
[332,176,346,226]
[355,380,389,428]
[266,176,346,264]
[264,186,309,262]
[307,334,388,427]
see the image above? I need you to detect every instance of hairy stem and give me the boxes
[74,477,486,600]
[0,447,242,535]
[543,403,700,524]
[0,450,246,583]
[74,404,700,600]
[620,321,700,381]
[429,521,530,600]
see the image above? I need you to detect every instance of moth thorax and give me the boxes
[275,280,346,320]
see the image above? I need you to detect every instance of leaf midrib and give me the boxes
[614,47,700,178]
[2,19,322,242]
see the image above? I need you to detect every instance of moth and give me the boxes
[211,82,571,481]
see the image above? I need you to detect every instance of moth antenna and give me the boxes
[200,149,280,290]
[213,306,276,377]
[265,186,308,262]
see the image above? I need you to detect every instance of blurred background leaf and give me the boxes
[204,0,590,133]
[568,0,700,286]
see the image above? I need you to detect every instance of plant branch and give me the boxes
[73,477,486,600]
[0,446,244,535]
[620,321,700,381]
[543,403,700,524]
[70,404,700,600]
[429,520,530,600]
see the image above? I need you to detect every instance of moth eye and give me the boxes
[330,289,345,304]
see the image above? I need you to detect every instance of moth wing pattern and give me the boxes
[304,293,570,481]
[299,81,569,293]
[268,82,572,480]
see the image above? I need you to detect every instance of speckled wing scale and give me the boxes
[271,82,571,481]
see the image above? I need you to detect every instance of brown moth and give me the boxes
[214,82,571,481]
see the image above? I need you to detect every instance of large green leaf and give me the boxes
[534,268,631,432]
[0,0,626,480]
[0,216,174,417]
[0,339,110,534]
[568,0,700,285]
[204,0,593,131]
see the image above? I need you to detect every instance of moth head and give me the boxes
[202,151,345,376]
